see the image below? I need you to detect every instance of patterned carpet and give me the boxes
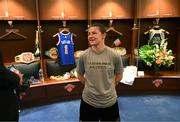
[20,95,180,122]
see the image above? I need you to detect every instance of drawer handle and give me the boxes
[152,79,163,87]
[64,84,75,92]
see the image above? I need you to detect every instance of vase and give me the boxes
[153,64,161,76]
[154,64,160,72]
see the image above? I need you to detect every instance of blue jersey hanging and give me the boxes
[56,32,75,65]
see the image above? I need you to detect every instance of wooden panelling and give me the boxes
[1,0,179,20]
[0,0,36,20]
[112,0,134,19]
[21,81,83,108]
[90,0,134,20]
[21,76,180,108]
[159,0,180,17]
[0,0,6,18]
[39,0,88,20]
[138,0,180,18]
[39,0,64,20]
[138,0,160,18]
[65,0,88,20]
[117,77,180,95]
[21,86,47,108]
[46,82,83,102]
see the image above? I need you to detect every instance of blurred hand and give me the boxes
[18,73,24,86]
[19,92,26,100]
[13,72,24,85]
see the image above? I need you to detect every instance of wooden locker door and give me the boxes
[159,0,180,17]
[0,0,8,19]
[8,0,36,20]
[65,0,87,20]
[138,0,160,18]
[159,0,173,17]
[8,0,25,20]
[39,0,64,20]
[112,0,134,19]
[90,0,113,20]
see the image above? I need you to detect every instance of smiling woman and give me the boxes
[76,23,124,121]
[88,23,106,49]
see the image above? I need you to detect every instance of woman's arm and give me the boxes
[114,73,123,86]
[77,74,86,85]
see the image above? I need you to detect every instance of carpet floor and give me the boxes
[20,95,180,122]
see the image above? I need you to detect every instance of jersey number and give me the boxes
[64,45,68,55]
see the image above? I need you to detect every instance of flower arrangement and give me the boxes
[139,39,175,69]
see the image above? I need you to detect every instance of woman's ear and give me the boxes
[103,33,106,39]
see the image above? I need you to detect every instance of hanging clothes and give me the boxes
[34,30,40,58]
[56,32,75,65]
[147,28,169,45]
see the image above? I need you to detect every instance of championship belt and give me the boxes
[45,47,58,59]
[113,47,126,55]
[15,52,35,63]
[74,50,84,59]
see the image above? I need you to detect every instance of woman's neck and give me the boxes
[92,43,106,53]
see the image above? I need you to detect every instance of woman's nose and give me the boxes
[88,34,93,38]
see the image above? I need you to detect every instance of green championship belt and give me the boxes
[45,47,58,59]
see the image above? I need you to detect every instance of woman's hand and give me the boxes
[13,71,24,85]
[18,73,24,86]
